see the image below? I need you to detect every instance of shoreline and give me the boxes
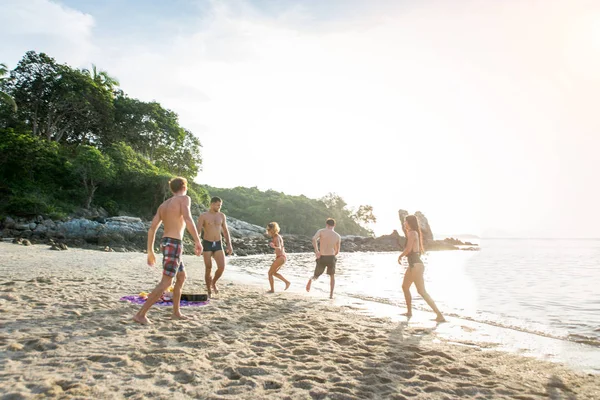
[1,243,598,399]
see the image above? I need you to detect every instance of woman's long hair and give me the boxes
[405,215,425,254]
[266,222,280,236]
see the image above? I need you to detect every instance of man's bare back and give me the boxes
[314,228,341,256]
[307,219,341,299]
[158,195,190,240]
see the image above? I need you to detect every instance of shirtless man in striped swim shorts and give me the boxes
[133,177,203,325]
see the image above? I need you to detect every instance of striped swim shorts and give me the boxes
[161,237,184,277]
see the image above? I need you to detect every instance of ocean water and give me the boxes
[218,238,600,372]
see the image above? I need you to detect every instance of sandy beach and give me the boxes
[1,242,598,399]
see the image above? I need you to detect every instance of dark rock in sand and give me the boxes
[3,216,16,229]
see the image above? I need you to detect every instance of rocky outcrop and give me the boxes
[226,218,265,238]
[398,209,434,242]
[232,231,405,256]
[1,214,273,253]
[1,213,477,254]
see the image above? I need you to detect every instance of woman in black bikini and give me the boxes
[266,222,291,293]
[398,215,445,322]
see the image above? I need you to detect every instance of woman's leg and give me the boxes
[402,267,414,317]
[267,257,286,292]
[272,258,290,289]
[412,263,445,321]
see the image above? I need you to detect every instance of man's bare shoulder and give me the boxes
[336,232,342,239]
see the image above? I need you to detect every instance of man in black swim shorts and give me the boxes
[196,197,233,297]
[306,218,341,299]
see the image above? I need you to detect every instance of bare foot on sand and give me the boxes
[306,279,312,292]
[212,284,219,295]
[435,315,446,323]
[172,313,193,321]
[133,315,152,325]
[402,312,412,319]
[285,282,291,291]
[266,289,275,294]
[329,295,333,299]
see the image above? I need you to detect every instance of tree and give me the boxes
[82,64,120,93]
[0,63,17,112]
[206,186,371,236]
[112,95,202,176]
[353,205,377,225]
[6,51,113,143]
[72,145,115,209]
[320,192,348,211]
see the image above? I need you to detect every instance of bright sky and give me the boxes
[2,0,600,238]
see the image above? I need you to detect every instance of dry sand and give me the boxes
[1,242,598,399]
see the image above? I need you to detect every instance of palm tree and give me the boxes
[0,63,17,112]
[82,64,120,93]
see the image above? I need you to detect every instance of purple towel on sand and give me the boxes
[120,295,209,307]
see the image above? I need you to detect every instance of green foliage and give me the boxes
[102,200,119,217]
[4,52,113,143]
[0,63,17,112]
[205,186,373,236]
[5,195,49,217]
[2,51,371,236]
[0,51,205,220]
[72,145,115,209]
[1,51,201,177]
[111,95,202,176]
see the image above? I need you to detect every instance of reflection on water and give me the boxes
[224,239,600,349]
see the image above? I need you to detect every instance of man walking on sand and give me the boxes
[306,218,341,299]
[134,177,203,325]
[197,197,233,297]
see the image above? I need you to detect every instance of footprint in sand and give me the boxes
[24,338,58,352]
[263,380,283,390]
[173,370,197,384]
[418,373,441,382]
[445,367,471,375]
[422,349,455,361]
[292,380,313,390]
[224,367,242,380]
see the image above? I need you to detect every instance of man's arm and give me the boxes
[182,196,203,255]
[147,209,163,266]
[221,213,233,255]
[312,229,321,257]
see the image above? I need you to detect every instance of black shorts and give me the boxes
[313,255,337,278]
[202,240,223,253]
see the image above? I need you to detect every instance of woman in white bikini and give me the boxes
[266,222,291,293]
[398,215,445,322]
